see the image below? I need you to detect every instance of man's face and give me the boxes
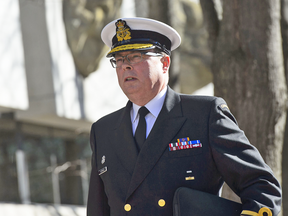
[115,50,170,106]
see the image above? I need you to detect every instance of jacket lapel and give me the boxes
[126,88,187,199]
[112,101,139,176]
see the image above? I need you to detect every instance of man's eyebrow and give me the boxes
[115,51,137,57]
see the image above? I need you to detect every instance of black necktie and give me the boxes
[134,106,149,150]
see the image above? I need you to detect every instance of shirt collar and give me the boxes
[132,86,167,122]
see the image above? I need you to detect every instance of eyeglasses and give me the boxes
[110,52,163,68]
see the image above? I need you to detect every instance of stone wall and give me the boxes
[0,203,85,216]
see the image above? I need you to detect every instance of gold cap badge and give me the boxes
[116,19,131,42]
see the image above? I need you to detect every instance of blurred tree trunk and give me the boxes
[200,0,287,212]
[281,0,288,215]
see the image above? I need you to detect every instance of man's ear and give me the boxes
[162,55,170,72]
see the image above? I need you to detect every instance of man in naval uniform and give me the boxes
[87,17,282,216]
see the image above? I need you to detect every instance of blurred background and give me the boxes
[0,0,287,215]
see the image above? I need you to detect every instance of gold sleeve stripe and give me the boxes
[108,44,154,55]
[241,207,272,216]
[241,210,259,216]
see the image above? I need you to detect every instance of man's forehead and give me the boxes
[114,49,154,57]
[114,50,135,57]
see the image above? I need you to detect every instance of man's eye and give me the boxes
[129,54,142,62]
[130,53,141,59]
[115,58,123,63]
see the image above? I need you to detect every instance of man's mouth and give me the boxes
[126,77,136,81]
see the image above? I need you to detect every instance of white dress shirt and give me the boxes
[131,86,167,137]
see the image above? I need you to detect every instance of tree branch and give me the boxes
[199,0,220,52]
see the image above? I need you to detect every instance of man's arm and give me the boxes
[87,123,110,216]
[209,98,282,216]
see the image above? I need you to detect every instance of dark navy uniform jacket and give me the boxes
[87,87,281,216]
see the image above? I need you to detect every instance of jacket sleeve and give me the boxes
[208,97,282,216]
[87,123,110,216]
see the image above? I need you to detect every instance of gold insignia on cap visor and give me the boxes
[107,43,154,55]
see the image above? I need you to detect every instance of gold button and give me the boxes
[124,204,131,211]
[158,199,165,207]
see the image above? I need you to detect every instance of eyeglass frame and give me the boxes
[109,51,164,68]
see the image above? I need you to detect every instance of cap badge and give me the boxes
[115,19,131,42]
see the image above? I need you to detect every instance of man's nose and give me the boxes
[121,57,132,69]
